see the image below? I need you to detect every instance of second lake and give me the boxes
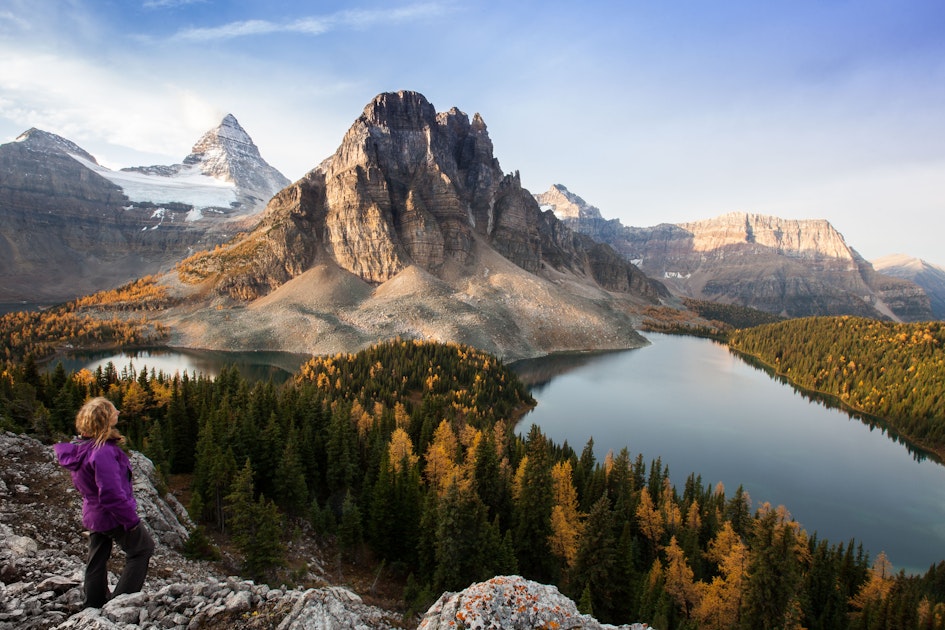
[512,333,945,574]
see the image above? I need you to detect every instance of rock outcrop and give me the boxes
[419,575,650,629]
[161,92,667,361]
[0,432,651,629]
[0,116,287,304]
[539,185,933,322]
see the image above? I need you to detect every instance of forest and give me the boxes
[2,337,944,629]
[729,317,945,461]
[0,276,171,365]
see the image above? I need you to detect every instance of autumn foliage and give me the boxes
[2,338,944,628]
[730,316,945,460]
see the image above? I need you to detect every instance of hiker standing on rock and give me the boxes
[54,397,155,609]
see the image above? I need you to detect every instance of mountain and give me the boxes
[115,113,290,221]
[0,432,647,629]
[153,91,668,361]
[538,185,933,321]
[0,116,288,305]
[873,254,945,319]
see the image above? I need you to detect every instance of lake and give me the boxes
[54,334,945,573]
[51,347,311,384]
[512,333,945,574]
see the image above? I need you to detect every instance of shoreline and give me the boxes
[729,346,945,465]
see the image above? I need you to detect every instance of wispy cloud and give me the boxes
[173,2,451,42]
[0,10,31,32]
[143,0,207,8]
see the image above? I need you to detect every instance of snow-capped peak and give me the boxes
[179,114,290,194]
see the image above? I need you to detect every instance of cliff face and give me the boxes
[629,212,933,320]
[166,92,665,360]
[541,186,932,322]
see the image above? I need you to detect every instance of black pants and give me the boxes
[84,523,155,608]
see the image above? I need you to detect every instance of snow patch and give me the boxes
[70,154,237,210]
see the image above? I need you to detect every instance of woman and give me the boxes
[54,397,155,609]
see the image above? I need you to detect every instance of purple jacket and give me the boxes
[54,439,141,533]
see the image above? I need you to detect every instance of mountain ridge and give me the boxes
[873,254,945,319]
[0,116,288,304]
[537,185,935,321]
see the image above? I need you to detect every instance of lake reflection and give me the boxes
[511,333,945,574]
[52,347,312,384]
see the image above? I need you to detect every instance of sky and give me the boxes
[1,0,943,266]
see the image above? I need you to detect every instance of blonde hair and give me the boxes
[76,397,123,447]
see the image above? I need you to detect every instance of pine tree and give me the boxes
[275,428,309,517]
[740,504,810,630]
[572,495,617,621]
[663,535,698,620]
[433,478,495,591]
[473,429,509,526]
[513,425,556,582]
[225,460,286,581]
[695,521,749,630]
[338,490,364,561]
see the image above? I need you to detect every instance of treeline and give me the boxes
[682,298,786,330]
[729,317,945,460]
[2,339,945,629]
[0,311,168,365]
[641,300,783,340]
[0,276,172,366]
[71,275,178,311]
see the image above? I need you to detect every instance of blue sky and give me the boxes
[1,0,943,265]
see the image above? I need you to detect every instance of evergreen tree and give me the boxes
[433,478,499,592]
[473,429,510,526]
[513,425,556,582]
[741,505,809,630]
[225,460,286,581]
[275,426,309,517]
[572,495,617,622]
[338,490,364,561]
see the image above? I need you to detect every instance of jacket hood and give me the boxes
[54,439,94,472]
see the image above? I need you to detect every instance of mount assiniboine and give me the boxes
[536,184,935,322]
[0,115,288,304]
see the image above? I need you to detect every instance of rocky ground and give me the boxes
[0,431,651,629]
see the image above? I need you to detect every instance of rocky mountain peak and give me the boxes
[541,185,934,321]
[0,115,290,304]
[168,91,664,360]
[536,184,604,220]
[180,114,290,196]
[13,128,99,164]
[360,90,438,130]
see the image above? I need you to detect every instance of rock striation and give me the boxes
[0,432,651,629]
[540,185,933,322]
[0,117,288,304]
[163,92,666,361]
